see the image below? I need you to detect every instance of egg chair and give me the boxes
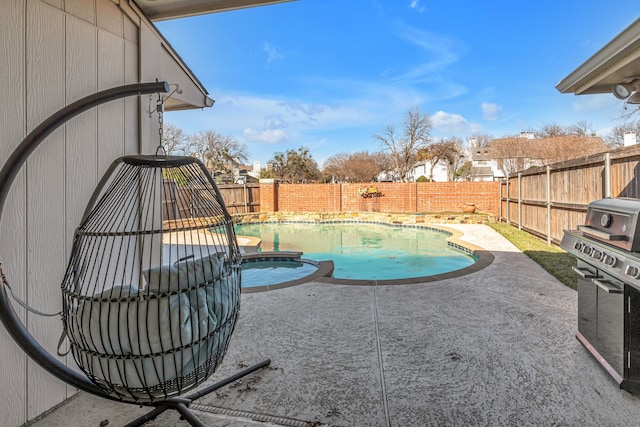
[0,82,270,427]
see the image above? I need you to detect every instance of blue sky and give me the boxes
[157,1,639,168]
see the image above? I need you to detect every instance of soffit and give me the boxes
[556,18,640,95]
[134,0,295,21]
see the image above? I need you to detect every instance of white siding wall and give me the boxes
[0,2,207,422]
[0,3,28,427]
[0,1,160,425]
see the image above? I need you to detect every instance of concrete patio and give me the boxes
[30,224,640,426]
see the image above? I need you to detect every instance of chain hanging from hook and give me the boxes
[155,92,167,158]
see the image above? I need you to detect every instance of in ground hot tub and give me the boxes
[241,251,334,292]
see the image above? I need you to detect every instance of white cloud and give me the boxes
[409,0,425,12]
[243,113,290,144]
[243,128,289,144]
[431,111,483,135]
[176,91,378,143]
[481,102,502,121]
[263,42,283,63]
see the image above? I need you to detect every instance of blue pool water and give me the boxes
[241,259,318,288]
[235,222,475,281]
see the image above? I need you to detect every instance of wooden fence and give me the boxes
[499,144,640,244]
[163,182,260,219]
[218,183,260,214]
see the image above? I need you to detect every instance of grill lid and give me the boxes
[579,197,640,252]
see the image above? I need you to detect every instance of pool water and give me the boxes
[235,222,475,281]
[241,259,318,288]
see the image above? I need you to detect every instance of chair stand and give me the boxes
[124,358,271,427]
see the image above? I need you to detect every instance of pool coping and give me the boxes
[237,222,494,289]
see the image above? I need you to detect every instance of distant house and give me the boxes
[410,160,449,182]
[469,146,505,181]
[482,132,607,178]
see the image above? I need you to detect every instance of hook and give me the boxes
[148,83,182,117]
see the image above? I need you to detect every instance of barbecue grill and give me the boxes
[561,197,640,392]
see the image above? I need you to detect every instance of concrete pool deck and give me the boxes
[30,224,640,426]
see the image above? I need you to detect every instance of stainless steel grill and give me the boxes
[561,197,640,392]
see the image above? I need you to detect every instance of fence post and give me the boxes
[517,172,522,230]
[506,178,510,224]
[498,180,503,222]
[546,165,551,245]
[604,152,611,198]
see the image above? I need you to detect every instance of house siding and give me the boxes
[0,1,197,424]
[1,2,27,426]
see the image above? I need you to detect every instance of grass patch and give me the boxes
[487,222,577,290]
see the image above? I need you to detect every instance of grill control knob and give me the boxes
[625,265,640,278]
[582,245,593,256]
[604,255,617,267]
[591,249,603,261]
[574,242,584,251]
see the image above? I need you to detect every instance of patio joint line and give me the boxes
[372,281,392,427]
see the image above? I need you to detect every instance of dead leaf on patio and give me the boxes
[325,408,342,417]
[446,351,461,361]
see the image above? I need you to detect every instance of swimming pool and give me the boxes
[235,222,477,281]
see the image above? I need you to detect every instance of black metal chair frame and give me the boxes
[0,81,270,426]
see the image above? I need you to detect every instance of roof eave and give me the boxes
[136,0,296,21]
[556,18,640,95]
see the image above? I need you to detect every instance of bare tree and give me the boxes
[438,138,467,181]
[417,138,466,181]
[567,120,597,137]
[162,123,188,155]
[185,133,208,163]
[537,136,607,164]
[467,133,493,148]
[489,134,607,176]
[323,153,350,182]
[344,151,388,182]
[374,107,432,182]
[536,122,566,138]
[323,151,389,183]
[416,142,444,181]
[190,130,249,174]
[604,120,640,147]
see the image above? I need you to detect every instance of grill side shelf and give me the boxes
[578,225,628,242]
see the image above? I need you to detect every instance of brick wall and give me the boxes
[260,181,500,215]
[416,182,499,214]
[276,183,342,212]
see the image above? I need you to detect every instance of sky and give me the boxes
[156,1,640,168]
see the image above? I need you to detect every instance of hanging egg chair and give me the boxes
[63,153,241,401]
[0,82,270,427]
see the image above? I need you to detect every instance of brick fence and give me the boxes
[258,180,500,216]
